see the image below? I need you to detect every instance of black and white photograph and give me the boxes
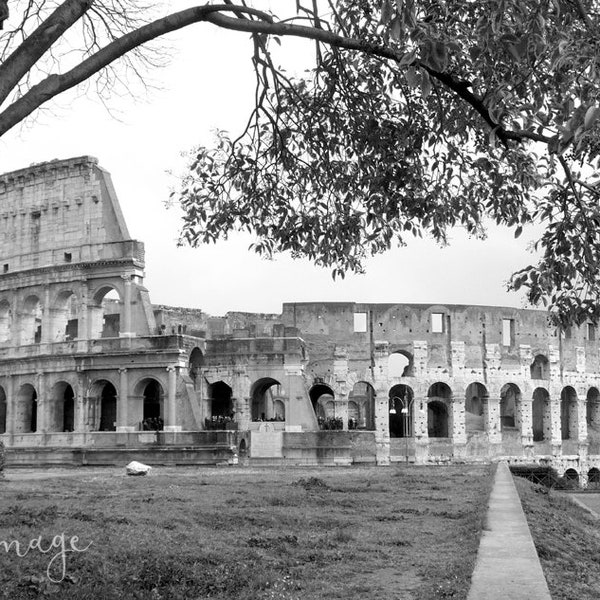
[0,1,599,598]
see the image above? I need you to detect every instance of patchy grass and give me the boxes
[0,465,492,599]
[515,477,600,600]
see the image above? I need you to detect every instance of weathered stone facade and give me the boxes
[1,157,599,483]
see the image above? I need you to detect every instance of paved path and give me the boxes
[467,461,552,600]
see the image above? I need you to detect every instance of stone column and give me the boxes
[41,286,52,343]
[117,368,134,432]
[374,386,390,465]
[36,372,45,432]
[550,394,562,455]
[164,366,181,432]
[452,397,466,444]
[338,398,349,431]
[484,395,501,444]
[520,397,533,446]
[74,372,86,432]
[120,275,133,337]
[578,399,588,443]
[5,376,15,435]
[413,396,429,464]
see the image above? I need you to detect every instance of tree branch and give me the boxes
[0,0,93,107]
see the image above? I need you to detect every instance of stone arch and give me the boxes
[530,354,550,380]
[588,468,600,488]
[309,383,335,423]
[465,382,486,433]
[48,381,75,432]
[239,438,248,455]
[89,380,117,432]
[209,381,233,418]
[273,399,286,421]
[388,351,414,377]
[250,377,282,421]
[532,387,551,442]
[349,381,376,430]
[561,386,578,440]
[389,384,414,438]
[135,378,164,429]
[0,385,6,434]
[348,400,359,429]
[16,383,37,433]
[500,383,521,430]
[51,290,79,342]
[0,299,11,343]
[89,286,122,339]
[586,387,600,434]
[564,468,579,484]
[21,294,42,344]
[427,382,451,438]
[188,347,204,381]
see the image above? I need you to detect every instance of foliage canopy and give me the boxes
[2,0,600,326]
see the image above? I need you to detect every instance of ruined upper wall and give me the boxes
[0,156,136,272]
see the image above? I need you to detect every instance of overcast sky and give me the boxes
[0,3,537,316]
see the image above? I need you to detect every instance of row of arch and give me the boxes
[387,351,557,381]
[0,377,164,434]
[0,285,124,345]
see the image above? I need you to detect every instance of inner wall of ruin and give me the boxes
[0,157,599,479]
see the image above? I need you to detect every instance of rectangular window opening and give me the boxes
[431,313,444,333]
[502,318,515,347]
[2,264,7,273]
[588,323,596,341]
[353,312,368,333]
[64,252,72,263]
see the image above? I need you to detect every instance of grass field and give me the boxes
[0,464,492,600]
[516,477,600,600]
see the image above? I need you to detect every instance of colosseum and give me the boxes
[0,156,598,484]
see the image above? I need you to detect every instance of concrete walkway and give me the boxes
[467,462,552,600]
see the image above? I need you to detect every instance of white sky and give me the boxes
[0,3,537,316]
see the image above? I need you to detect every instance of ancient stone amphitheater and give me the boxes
[0,156,597,483]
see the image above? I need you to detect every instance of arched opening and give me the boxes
[348,400,359,429]
[309,383,337,429]
[273,399,286,421]
[188,347,204,382]
[349,381,376,429]
[251,377,283,421]
[140,379,164,430]
[99,382,117,431]
[389,384,414,438]
[587,387,600,430]
[51,291,78,342]
[49,382,75,432]
[0,299,11,343]
[532,388,550,442]
[239,438,247,455]
[0,385,6,434]
[209,381,233,418]
[388,351,413,377]
[564,468,579,484]
[588,468,600,489]
[427,383,451,438]
[89,287,122,339]
[500,383,521,430]
[16,383,37,433]
[465,382,486,433]
[64,385,74,432]
[530,354,550,380]
[21,295,42,344]
[561,386,578,440]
